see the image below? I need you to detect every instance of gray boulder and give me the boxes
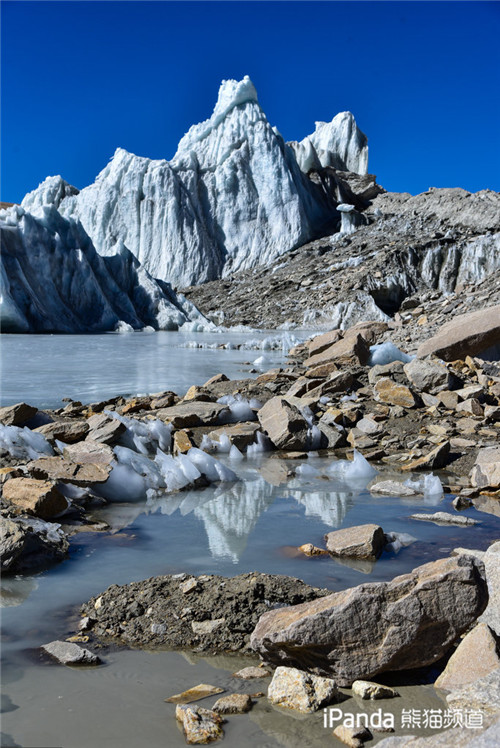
[250,555,488,686]
[42,640,101,665]
[403,358,452,394]
[257,397,310,450]
[324,524,385,560]
[1,515,68,573]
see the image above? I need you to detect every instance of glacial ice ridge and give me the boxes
[21,76,368,288]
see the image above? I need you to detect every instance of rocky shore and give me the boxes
[2,301,500,745]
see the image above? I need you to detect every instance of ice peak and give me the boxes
[213,75,258,117]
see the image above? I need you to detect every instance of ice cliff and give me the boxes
[0,205,213,333]
[21,76,368,288]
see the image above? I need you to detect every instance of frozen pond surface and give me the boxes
[0,329,302,409]
[3,453,499,748]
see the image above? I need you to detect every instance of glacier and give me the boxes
[20,75,368,289]
[0,204,214,333]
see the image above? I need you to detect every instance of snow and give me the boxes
[0,205,214,333]
[369,341,414,366]
[0,424,53,461]
[289,112,368,175]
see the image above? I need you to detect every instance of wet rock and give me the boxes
[2,477,67,519]
[370,481,417,496]
[250,556,488,686]
[298,543,328,557]
[267,666,339,712]
[0,402,38,426]
[324,524,385,560]
[175,703,224,744]
[333,724,372,748]
[417,304,500,361]
[42,640,101,665]
[85,413,126,445]
[1,515,68,572]
[165,684,225,704]
[471,447,500,489]
[156,401,229,428]
[351,680,399,699]
[232,666,271,679]
[401,441,451,471]
[434,623,500,690]
[403,359,452,394]
[207,422,260,451]
[34,419,89,443]
[305,333,370,368]
[453,496,473,510]
[410,512,479,526]
[374,378,418,408]
[212,693,253,714]
[257,397,309,450]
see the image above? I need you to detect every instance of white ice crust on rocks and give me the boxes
[19,77,368,289]
[0,204,214,333]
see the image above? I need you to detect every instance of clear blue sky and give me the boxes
[2,1,499,203]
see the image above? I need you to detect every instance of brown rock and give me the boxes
[173,430,194,455]
[62,440,114,466]
[456,398,484,417]
[298,543,328,557]
[437,390,460,410]
[434,623,500,690]
[85,413,126,445]
[175,704,224,744]
[250,555,487,686]
[156,402,229,429]
[2,478,67,519]
[417,304,500,361]
[305,362,339,378]
[212,693,253,714]
[306,329,343,357]
[183,386,212,402]
[324,524,385,560]
[28,455,111,486]
[165,684,225,704]
[207,422,260,451]
[120,397,151,415]
[374,378,418,408]
[401,441,451,471]
[344,320,389,345]
[267,666,339,712]
[34,419,90,444]
[0,402,37,426]
[150,392,176,409]
[306,371,355,400]
[305,334,370,368]
[203,373,229,386]
[257,397,310,450]
[333,724,372,748]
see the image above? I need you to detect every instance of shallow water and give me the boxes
[0,329,301,409]
[2,452,499,747]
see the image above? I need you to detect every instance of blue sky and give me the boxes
[2,1,499,203]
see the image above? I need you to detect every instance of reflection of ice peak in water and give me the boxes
[288,488,355,528]
[193,477,275,563]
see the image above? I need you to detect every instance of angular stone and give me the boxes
[485,405,500,422]
[471,448,500,489]
[374,378,417,408]
[0,516,68,572]
[411,512,479,526]
[28,457,111,486]
[165,684,225,704]
[285,376,324,398]
[403,359,451,394]
[257,397,309,450]
[306,371,355,400]
[232,666,271,679]
[479,542,500,636]
[298,543,328,557]
[305,333,370,368]
[120,397,152,414]
[267,666,339,712]
[456,398,484,417]
[352,680,399,699]
[305,362,339,378]
[368,361,406,386]
[250,556,488,686]
[42,640,100,665]
[62,439,115,465]
[212,693,253,714]
[173,430,194,455]
[150,392,176,409]
[333,724,372,748]
[156,402,229,428]
[417,304,500,361]
[203,373,229,387]
[344,320,389,345]
[356,417,383,435]
[325,524,385,560]
[437,390,460,410]
[318,423,347,449]
[35,419,89,444]
[175,704,224,744]
[446,668,500,715]
[0,402,37,426]
[183,385,212,402]
[85,413,126,445]
[2,477,67,519]
[401,441,451,471]
[370,481,417,497]
[207,422,260,451]
[435,623,500,690]
[191,618,225,635]
[306,329,342,357]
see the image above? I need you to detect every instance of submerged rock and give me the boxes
[212,693,253,714]
[175,703,224,744]
[250,556,488,686]
[165,684,225,705]
[42,640,101,665]
[324,524,385,560]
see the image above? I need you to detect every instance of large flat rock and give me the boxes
[250,556,488,686]
[417,304,500,361]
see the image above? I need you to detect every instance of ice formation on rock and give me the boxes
[0,204,213,333]
[20,76,368,288]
